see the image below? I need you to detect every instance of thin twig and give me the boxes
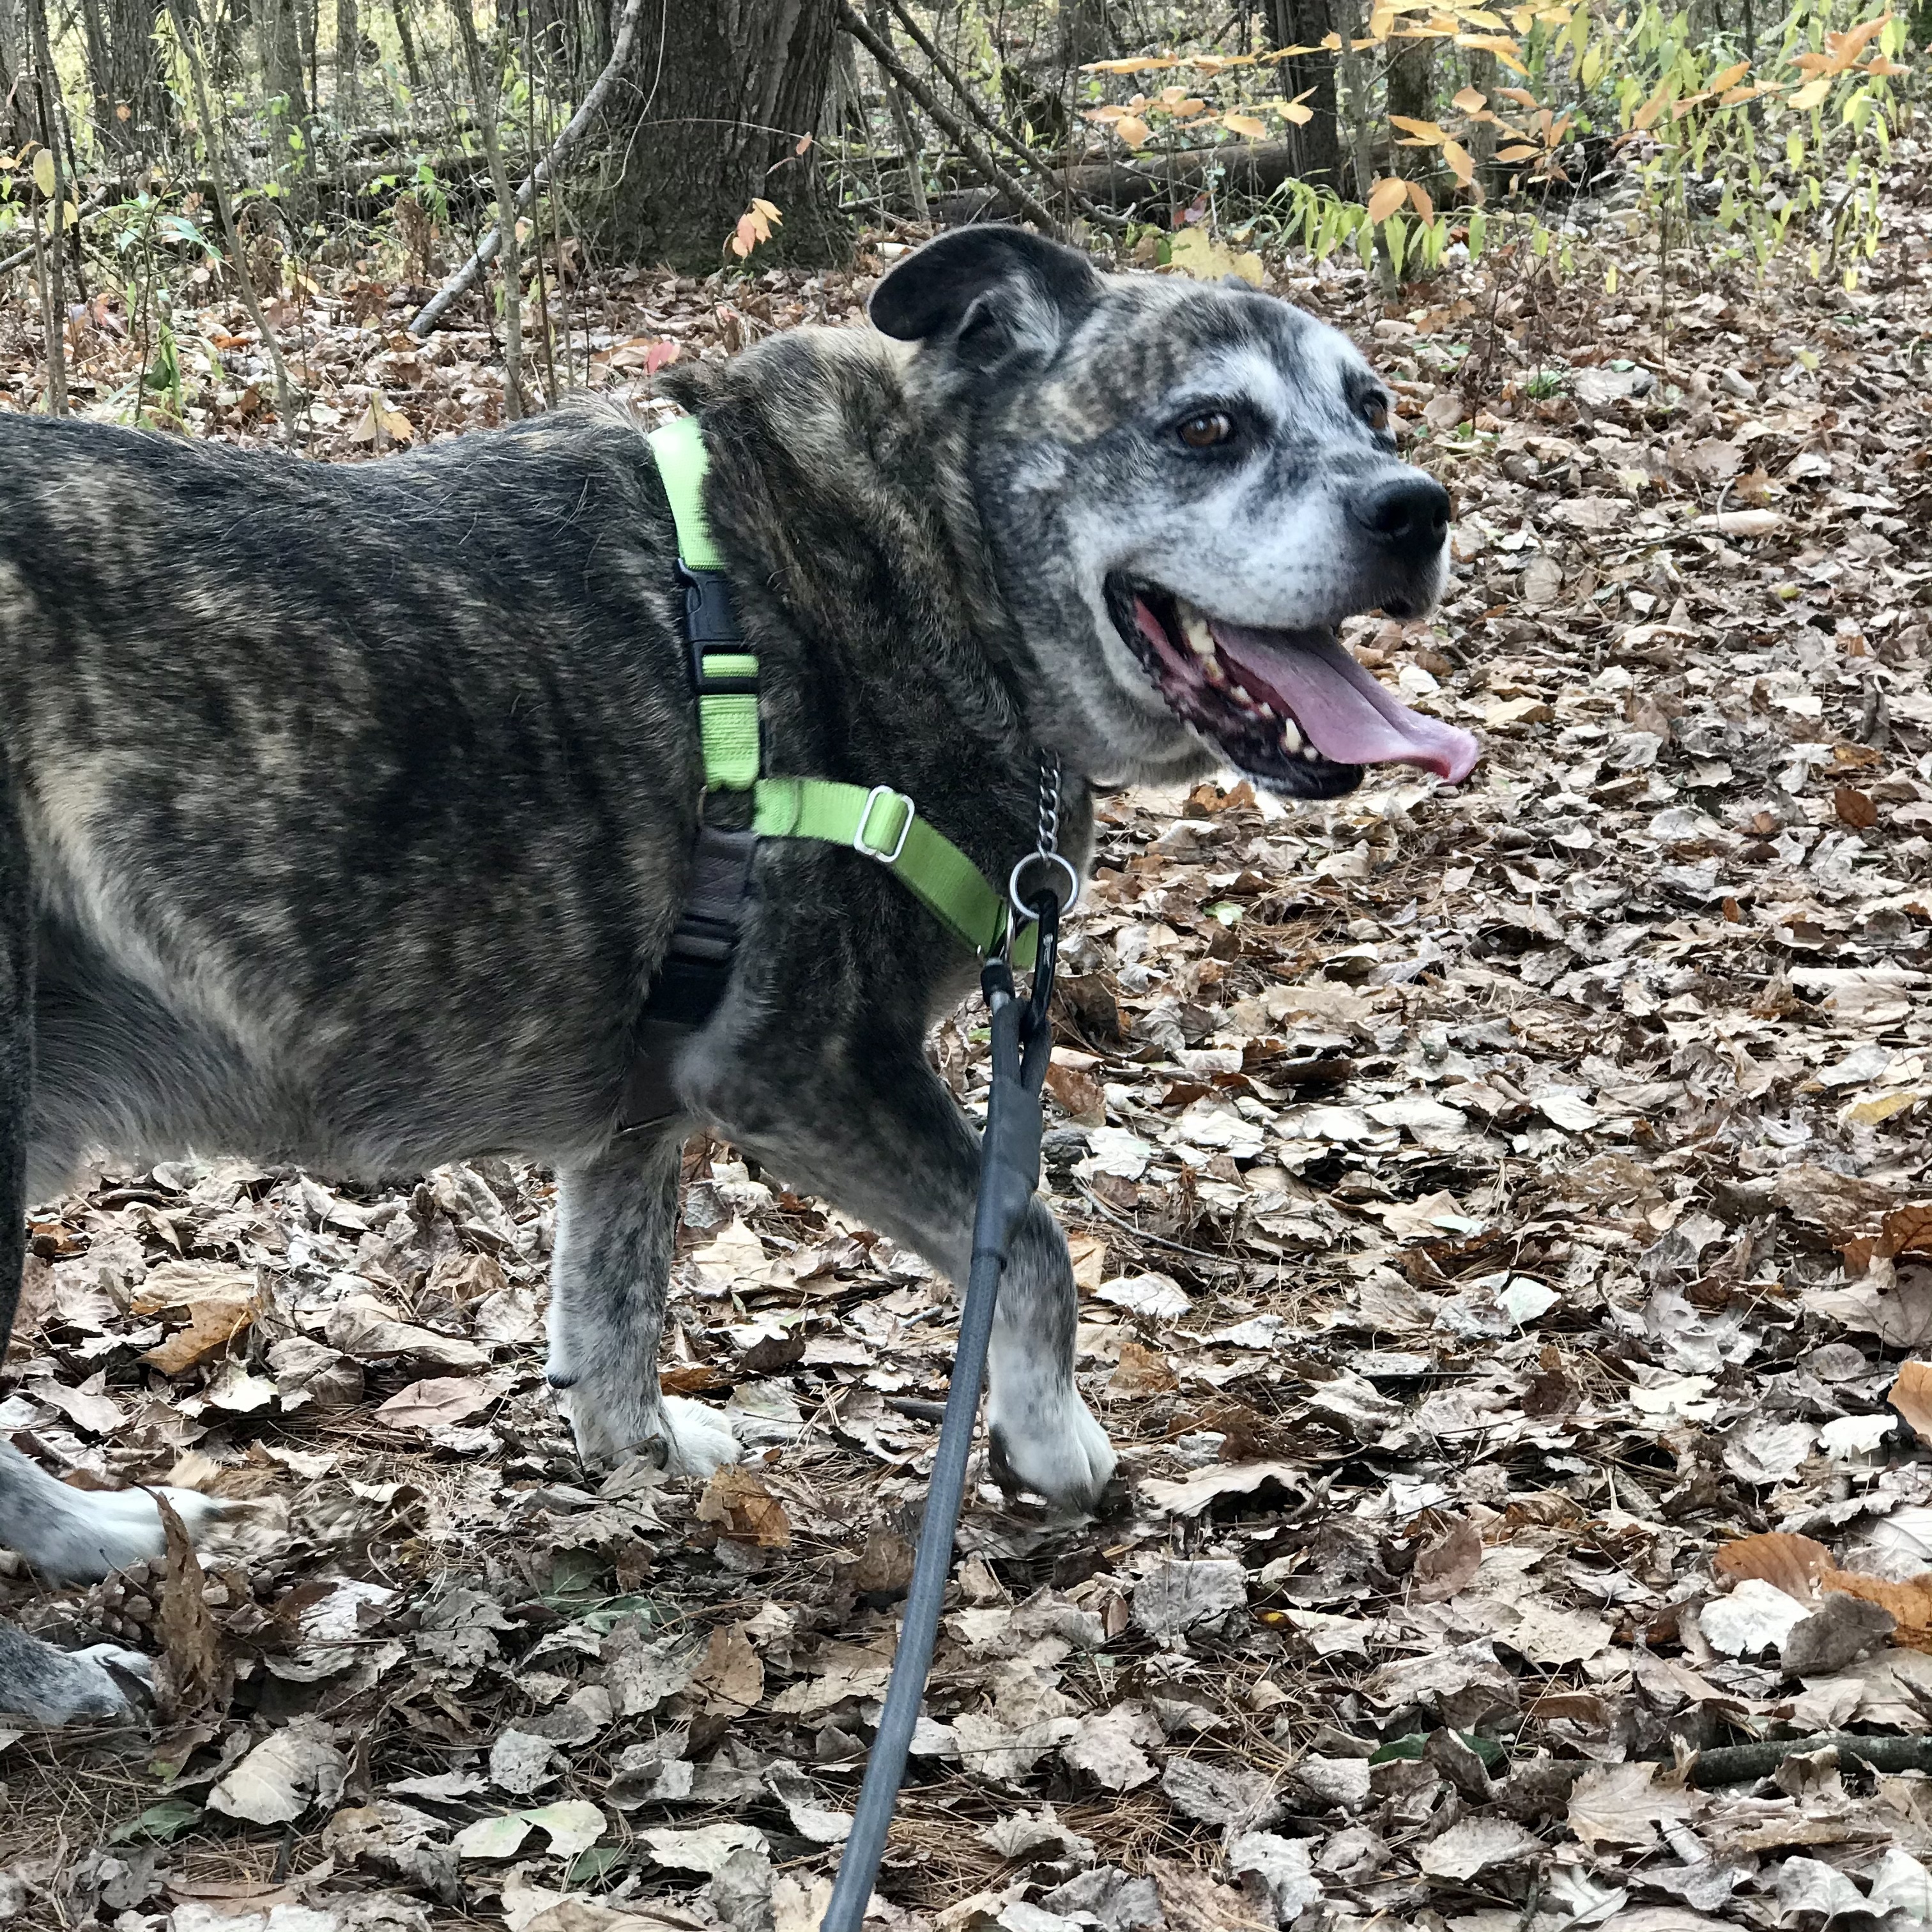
[1072,1178,1244,1271]
[836,2,1069,239]
[0,188,110,277]
[450,0,523,418]
[408,0,647,339]
[880,0,1123,231]
[864,1,928,226]
[1690,1732,1932,1787]
[24,0,65,415]
[163,0,300,445]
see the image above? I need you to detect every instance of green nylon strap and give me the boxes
[649,414,1039,968]
[754,778,1036,969]
[647,415,723,570]
[698,652,761,793]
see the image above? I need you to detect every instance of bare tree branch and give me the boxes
[835,2,1069,240]
[408,0,648,340]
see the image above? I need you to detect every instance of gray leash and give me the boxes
[822,756,1071,1932]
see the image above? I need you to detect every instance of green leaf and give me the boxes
[565,1846,627,1887]
[109,1799,203,1844]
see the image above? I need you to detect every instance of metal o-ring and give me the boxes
[1009,851,1081,922]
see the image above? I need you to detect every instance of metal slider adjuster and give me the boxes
[854,785,914,865]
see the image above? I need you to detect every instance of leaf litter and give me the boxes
[5,170,1932,1932]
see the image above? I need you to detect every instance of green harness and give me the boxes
[620,417,1038,1128]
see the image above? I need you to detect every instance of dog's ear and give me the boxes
[869,226,1103,369]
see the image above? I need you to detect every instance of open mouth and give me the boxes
[1108,579,1481,800]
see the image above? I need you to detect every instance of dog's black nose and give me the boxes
[1349,474,1452,563]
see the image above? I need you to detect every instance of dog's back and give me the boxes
[0,413,703,1195]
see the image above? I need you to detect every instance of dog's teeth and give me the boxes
[1203,659,1228,688]
[1257,702,1276,720]
[1179,607,1217,660]
[1280,716,1303,751]
[1231,681,1256,707]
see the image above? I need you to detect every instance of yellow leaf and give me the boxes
[1441,137,1476,185]
[31,146,53,197]
[1452,85,1489,111]
[1788,74,1832,109]
[1391,114,1449,142]
[1494,142,1540,161]
[1632,81,1675,128]
[751,197,783,224]
[1167,227,1264,286]
[1114,114,1151,146]
[1367,175,1410,222]
[1222,112,1268,138]
[1284,100,1313,123]
[1406,179,1436,220]
[1707,57,1751,91]
[1455,31,1528,70]
[1843,1090,1920,1126]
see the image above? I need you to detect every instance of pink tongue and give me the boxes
[1211,622,1480,784]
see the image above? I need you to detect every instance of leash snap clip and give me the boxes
[852,785,914,866]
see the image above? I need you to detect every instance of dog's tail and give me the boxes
[0,740,27,1353]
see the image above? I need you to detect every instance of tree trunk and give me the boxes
[590,0,846,273]
[390,0,422,87]
[1384,32,1436,184]
[257,0,314,217]
[0,0,32,151]
[1269,0,1342,190]
[81,0,168,156]
[335,0,356,116]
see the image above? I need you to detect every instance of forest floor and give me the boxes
[3,160,1932,1932]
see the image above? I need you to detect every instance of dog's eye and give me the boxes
[1177,411,1234,449]
[1362,397,1392,433]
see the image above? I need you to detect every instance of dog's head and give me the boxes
[871,227,1478,799]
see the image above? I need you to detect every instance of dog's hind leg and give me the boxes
[704,1047,1116,1515]
[544,1131,739,1478]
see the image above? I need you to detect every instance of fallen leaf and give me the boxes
[208,1719,348,1825]
[153,1492,225,1720]
[696,1466,791,1547]
[375,1376,493,1432]
[1418,1815,1541,1879]
[1890,1361,1932,1444]
[1414,1516,1483,1602]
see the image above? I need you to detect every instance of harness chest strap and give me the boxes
[624,419,1037,1129]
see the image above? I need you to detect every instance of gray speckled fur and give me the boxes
[0,229,1445,1717]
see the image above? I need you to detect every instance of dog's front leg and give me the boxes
[544,1131,739,1478]
[711,1052,1117,1515]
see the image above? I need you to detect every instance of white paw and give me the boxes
[558,1377,739,1479]
[660,1396,740,1480]
[986,1381,1117,1514]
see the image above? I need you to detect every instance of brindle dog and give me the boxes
[0,226,1474,1719]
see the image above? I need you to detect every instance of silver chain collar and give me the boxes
[1008,750,1081,923]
